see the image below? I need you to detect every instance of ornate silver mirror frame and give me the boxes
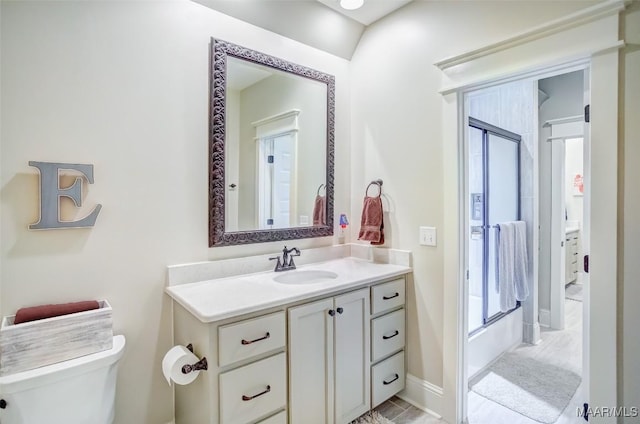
[209,38,335,246]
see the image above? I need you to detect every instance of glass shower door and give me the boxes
[468,118,521,334]
[486,133,520,321]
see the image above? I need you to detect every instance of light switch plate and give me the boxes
[419,226,437,246]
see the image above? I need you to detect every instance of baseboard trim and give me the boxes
[398,374,443,419]
[539,308,550,327]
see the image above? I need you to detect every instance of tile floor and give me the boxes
[374,396,443,424]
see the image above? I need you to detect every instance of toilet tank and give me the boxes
[0,335,126,424]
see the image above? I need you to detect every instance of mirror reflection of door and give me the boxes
[258,132,297,229]
[224,54,327,233]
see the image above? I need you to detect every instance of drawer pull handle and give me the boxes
[383,292,399,300]
[328,309,336,317]
[383,374,399,385]
[337,307,344,314]
[242,385,271,401]
[241,332,270,345]
[383,330,400,340]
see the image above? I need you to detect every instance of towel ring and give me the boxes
[365,180,382,198]
[317,184,326,196]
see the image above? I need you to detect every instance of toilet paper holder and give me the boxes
[182,344,208,375]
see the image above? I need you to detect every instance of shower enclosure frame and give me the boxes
[468,117,522,334]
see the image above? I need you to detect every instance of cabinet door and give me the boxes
[289,298,334,424]
[334,288,370,424]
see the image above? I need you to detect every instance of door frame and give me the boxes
[459,61,591,421]
[439,18,622,424]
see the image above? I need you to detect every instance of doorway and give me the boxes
[257,131,297,229]
[462,68,589,424]
[538,70,586,332]
[438,7,623,424]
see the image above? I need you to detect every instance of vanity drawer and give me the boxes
[371,351,405,408]
[371,278,405,315]
[219,353,287,424]
[371,308,405,362]
[219,311,286,367]
[257,410,287,424]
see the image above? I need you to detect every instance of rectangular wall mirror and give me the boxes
[209,39,335,246]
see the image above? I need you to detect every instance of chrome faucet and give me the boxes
[269,246,301,272]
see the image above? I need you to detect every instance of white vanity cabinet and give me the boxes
[289,288,370,424]
[168,257,410,424]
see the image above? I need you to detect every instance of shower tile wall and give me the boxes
[467,80,535,334]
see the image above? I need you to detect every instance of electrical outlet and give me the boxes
[419,226,437,246]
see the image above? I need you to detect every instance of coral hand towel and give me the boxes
[358,196,384,245]
[14,300,100,324]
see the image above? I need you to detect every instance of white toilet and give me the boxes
[0,335,126,424]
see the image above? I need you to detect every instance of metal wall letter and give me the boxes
[29,161,102,229]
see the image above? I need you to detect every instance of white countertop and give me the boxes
[165,257,412,323]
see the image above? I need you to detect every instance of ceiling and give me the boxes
[193,0,414,59]
[227,58,273,91]
[316,0,413,26]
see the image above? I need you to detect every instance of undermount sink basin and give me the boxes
[273,270,338,285]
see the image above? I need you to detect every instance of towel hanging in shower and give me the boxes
[496,221,529,312]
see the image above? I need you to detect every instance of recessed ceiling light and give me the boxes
[339,0,364,10]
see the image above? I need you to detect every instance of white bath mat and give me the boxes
[351,411,395,424]
[470,352,581,423]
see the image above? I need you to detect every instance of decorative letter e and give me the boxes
[29,161,102,229]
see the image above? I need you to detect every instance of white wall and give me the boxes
[538,71,584,312]
[350,0,597,392]
[621,3,640,420]
[0,2,350,423]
